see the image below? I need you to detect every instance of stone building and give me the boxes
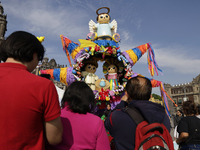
[164,74,200,110]
[0,2,7,63]
[33,56,67,90]
[0,1,7,44]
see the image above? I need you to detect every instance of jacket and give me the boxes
[104,100,170,150]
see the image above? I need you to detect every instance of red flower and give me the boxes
[99,88,109,101]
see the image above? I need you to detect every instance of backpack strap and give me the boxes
[124,105,144,125]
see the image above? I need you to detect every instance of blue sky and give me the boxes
[2,0,200,95]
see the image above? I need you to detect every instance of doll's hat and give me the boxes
[83,58,98,68]
[103,58,124,74]
[95,78,110,92]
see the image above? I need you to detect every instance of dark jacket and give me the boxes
[173,114,183,127]
[104,100,170,150]
[103,109,112,118]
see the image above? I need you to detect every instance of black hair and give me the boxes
[0,31,44,62]
[61,81,95,114]
[126,76,152,100]
[197,105,200,114]
[182,100,197,116]
[177,109,183,114]
[107,103,111,107]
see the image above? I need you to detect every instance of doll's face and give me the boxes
[85,64,97,74]
[107,64,117,74]
[98,13,110,24]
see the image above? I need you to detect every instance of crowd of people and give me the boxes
[1,30,200,150]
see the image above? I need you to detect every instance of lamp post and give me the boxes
[183,85,187,102]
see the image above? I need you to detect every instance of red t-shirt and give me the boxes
[0,63,61,150]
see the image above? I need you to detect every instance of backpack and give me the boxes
[125,105,174,150]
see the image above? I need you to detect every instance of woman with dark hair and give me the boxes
[174,109,184,140]
[103,104,112,117]
[47,81,110,150]
[174,110,184,127]
[176,100,200,150]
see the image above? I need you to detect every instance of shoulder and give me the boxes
[84,113,105,130]
[181,116,191,121]
[111,108,132,123]
[86,113,103,122]
[179,116,193,125]
[109,23,113,26]
[75,112,103,124]
[187,116,200,122]
[30,74,54,87]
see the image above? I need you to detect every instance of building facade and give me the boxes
[164,74,200,110]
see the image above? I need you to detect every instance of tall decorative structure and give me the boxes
[0,1,7,44]
[40,7,172,117]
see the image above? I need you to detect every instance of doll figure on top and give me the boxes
[81,58,99,91]
[88,7,120,42]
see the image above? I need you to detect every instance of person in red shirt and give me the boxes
[0,31,63,150]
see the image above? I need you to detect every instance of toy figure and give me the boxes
[89,7,117,41]
[81,59,99,90]
[106,64,119,90]
[103,58,124,91]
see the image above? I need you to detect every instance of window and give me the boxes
[178,99,182,104]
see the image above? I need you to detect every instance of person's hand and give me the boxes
[174,137,176,140]
[176,139,178,144]
[121,95,128,102]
